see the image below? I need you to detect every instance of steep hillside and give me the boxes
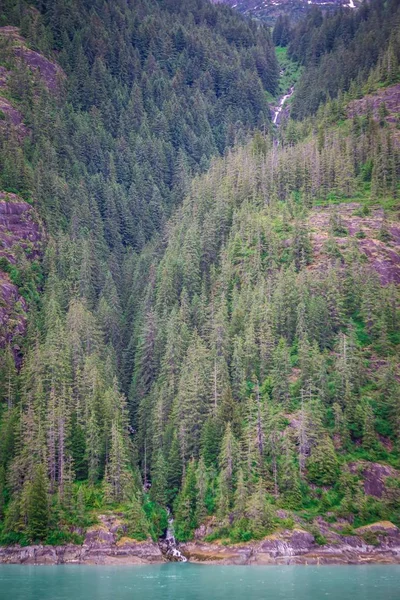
[0,0,280,549]
[0,0,399,558]
[125,78,400,543]
[289,0,400,118]
[211,0,360,25]
[0,26,49,360]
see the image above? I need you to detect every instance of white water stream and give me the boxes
[272,86,295,125]
[162,511,187,562]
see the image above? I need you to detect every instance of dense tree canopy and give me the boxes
[0,0,399,546]
[288,0,400,118]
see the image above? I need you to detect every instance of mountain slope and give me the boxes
[0,0,399,553]
[0,0,279,546]
[289,0,400,118]
[126,76,400,542]
[211,0,361,25]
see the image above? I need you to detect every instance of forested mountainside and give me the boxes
[0,0,280,545]
[0,0,399,552]
[211,0,362,27]
[1,0,279,242]
[288,0,400,118]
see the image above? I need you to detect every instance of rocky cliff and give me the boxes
[0,193,44,354]
[182,522,400,565]
[0,25,54,355]
[1,518,400,565]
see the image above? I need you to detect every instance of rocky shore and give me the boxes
[181,523,400,565]
[1,520,400,566]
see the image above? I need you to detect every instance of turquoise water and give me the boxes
[0,564,399,600]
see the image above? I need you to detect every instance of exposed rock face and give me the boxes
[0,193,44,351]
[0,192,43,261]
[0,514,164,565]
[0,25,65,144]
[308,203,400,284]
[349,461,400,498]
[0,541,164,565]
[14,46,64,92]
[0,26,58,355]
[347,83,400,145]
[1,521,400,565]
[0,96,28,140]
[181,523,400,565]
[0,26,65,92]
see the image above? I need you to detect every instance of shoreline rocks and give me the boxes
[1,522,400,566]
[0,540,164,565]
[181,525,400,565]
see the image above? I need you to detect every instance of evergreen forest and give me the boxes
[0,0,399,549]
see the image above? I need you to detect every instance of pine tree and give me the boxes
[307,435,339,486]
[0,346,18,410]
[166,433,182,506]
[279,435,301,508]
[272,338,291,407]
[175,331,211,460]
[0,466,6,519]
[233,467,247,521]
[70,412,87,481]
[126,493,149,541]
[150,450,168,506]
[27,464,49,542]
[104,420,133,504]
[196,456,208,524]
[217,423,238,520]
[245,479,274,539]
[362,403,376,450]
[174,459,198,541]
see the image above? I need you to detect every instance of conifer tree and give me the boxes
[174,459,198,541]
[272,338,291,407]
[362,403,376,451]
[126,493,150,541]
[196,457,208,524]
[245,479,274,539]
[307,435,339,486]
[217,423,239,520]
[166,433,183,506]
[150,450,168,506]
[27,464,49,542]
[279,435,301,508]
[104,420,133,504]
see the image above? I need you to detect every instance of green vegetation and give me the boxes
[275,46,301,96]
[0,0,399,548]
[288,1,400,118]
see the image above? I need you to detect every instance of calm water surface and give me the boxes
[0,564,399,600]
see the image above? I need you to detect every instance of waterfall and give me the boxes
[272,87,294,125]
[159,510,188,562]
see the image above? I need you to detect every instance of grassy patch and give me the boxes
[275,46,302,98]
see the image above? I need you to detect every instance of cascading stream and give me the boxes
[272,86,295,125]
[159,510,188,562]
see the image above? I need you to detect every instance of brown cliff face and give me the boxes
[0,26,64,143]
[308,203,400,285]
[347,84,400,146]
[181,523,400,565]
[0,25,59,357]
[0,193,43,261]
[0,97,28,141]
[0,25,65,92]
[348,461,400,498]
[1,514,400,565]
[0,193,44,353]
